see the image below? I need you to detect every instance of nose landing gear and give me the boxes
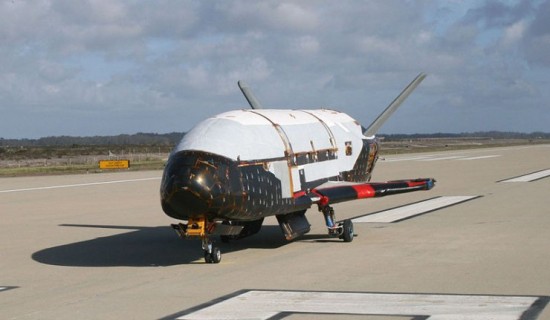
[171,216,222,264]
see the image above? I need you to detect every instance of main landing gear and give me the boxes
[202,239,221,264]
[321,205,354,242]
[171,216,221,264]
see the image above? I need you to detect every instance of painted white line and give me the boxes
[384,155,436,162]
[500,169,550,183]
[174,290,546,320]
[420,156,465,161]
[0,177,161,194]
[353,196,479,223]
[458,155,501,161]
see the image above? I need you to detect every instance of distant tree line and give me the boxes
[1,131,549,148]
[380,131,550,141]
[0,132,185,147]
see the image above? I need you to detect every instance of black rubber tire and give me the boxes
[342,219,354,243]
[210,247,222,264]
[204,250,213,263]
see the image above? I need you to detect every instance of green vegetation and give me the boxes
[0,133,179,177]
[378,137,550,155]
[0,160,167,177]
[1,131,549,177]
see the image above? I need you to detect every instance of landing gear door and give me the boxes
[270,160,292,198]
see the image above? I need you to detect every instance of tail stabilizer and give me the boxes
[238,81,264,109]
[363,73,427,137]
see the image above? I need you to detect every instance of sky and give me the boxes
[1,0,549,139]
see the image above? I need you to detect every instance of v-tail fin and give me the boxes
[238,80,264,109]
[363,73,427,137]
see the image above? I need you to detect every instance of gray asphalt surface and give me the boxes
[1,144,549,319]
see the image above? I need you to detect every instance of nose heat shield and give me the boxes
[161,151,222,220]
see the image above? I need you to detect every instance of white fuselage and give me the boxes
[175,109,369,198]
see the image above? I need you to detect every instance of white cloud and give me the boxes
[502,20,526,45]
[292,36,320,55]
[221,1,319,32]
[0,0,549,138]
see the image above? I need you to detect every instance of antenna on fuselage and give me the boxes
[238,81,264,109]
[363,73,427,138]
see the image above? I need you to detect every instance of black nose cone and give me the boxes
[160,151,237,220]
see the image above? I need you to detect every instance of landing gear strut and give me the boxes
[171,216,222,264]
[321,205,354,242]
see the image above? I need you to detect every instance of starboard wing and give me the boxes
[304,178,435,206]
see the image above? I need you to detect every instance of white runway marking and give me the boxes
[420,155,465,161]
[353,196,480,223]
[500,169,550,183]
[458,155,501,161]
[0,177,161,194]
[385,154,501,162]
[384,155,436,162]
[171,290,548,320]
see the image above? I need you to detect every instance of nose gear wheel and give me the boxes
[171,216,222,264]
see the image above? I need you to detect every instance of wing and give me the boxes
[300,178,435,206]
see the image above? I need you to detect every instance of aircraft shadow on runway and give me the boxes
[31,224,335,267]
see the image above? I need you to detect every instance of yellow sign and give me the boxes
[99,160,130,169]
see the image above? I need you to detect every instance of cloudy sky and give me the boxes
[1,0,549,139]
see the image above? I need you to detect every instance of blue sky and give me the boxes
[1,0,549,139]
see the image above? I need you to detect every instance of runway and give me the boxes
[1,144,549,319]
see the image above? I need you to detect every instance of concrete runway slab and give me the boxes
[1,144,549,319]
